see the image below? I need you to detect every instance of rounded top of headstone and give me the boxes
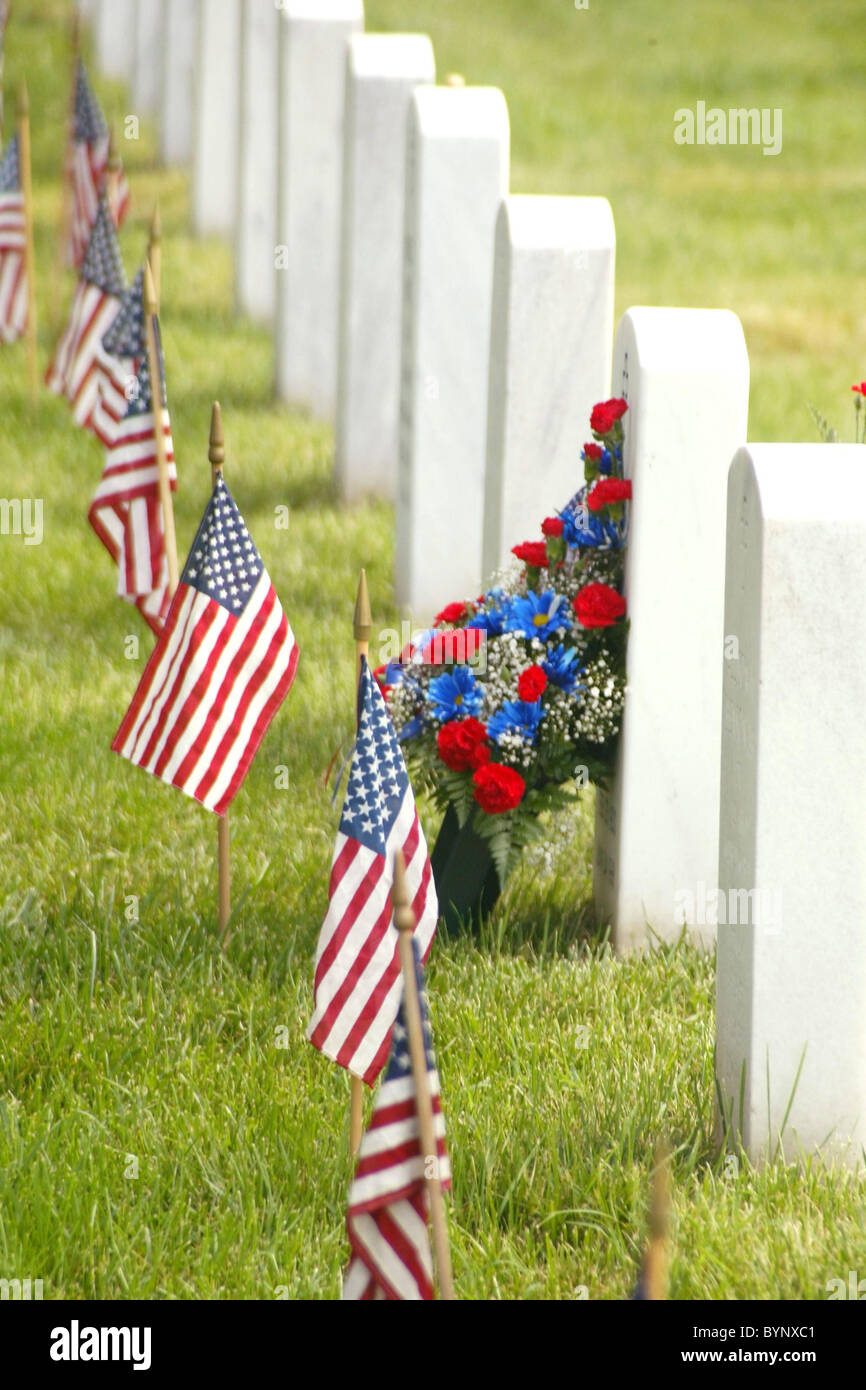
[731,443,866,522]
[616,306,749,378]
[347,32,435,81]
[499,193,615,251]
[410,84,509,139]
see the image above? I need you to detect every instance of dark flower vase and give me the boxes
[430,804,502,935]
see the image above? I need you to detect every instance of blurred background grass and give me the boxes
[0,0,863,1300]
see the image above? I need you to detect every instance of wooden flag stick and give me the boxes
[209,403,232,944]
[643,1142,670,1300]
[393,849,456,1301]
[349,569,372,1154]
[18,82,38,407]
[143,262,179,597]
[149,202,162,311]
[54,13,79,317]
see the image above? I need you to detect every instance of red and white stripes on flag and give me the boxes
[342,942,451,1301]
[67,132,108,269]
[46,275,123,426]
[307,658,438,1087]
[46,196,126,430]
[88,372,177,635]
[112,475,299,816]
[0,134,27,344]
[90,339,137,447]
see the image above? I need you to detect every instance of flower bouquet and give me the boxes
[381,398,632,932]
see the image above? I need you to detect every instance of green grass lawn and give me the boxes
[0,0,864,1300]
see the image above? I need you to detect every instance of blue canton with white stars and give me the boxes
[384,941,437,1083]
[123,318,167,418]
[73,59,108,144]
[103,267,144,358]
[81,197,125,295]
[340,659,409,856]
[181,475,264,616]
[0,133,19,192]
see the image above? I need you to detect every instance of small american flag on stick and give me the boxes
[307,656,438,1086]
[0,131,27,343]
[66,59,127,268]
[112,474,299,815]
[91,265,143,448]
[88,322,176,633]
[46,194,126,429]
[342,934,451,1301]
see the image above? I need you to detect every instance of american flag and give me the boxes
[0,131,26,344]
[343,937,450,1301]
[66,58,128,268]
[91,265,143,448]
[46,194,126,430]
[112,475,299,815]
[88,323,176,634]
[307,657,438,1086]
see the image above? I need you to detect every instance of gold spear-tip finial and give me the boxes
[209,401,225,474]
[353,568,372,643]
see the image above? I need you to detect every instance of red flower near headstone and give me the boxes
[434,600,468,626]
[541,516,564,537]
[583,442,603,460]
[573,582,626,628]
[472,762,526,814]
[517,665,548,702]
[512,541,549,568]
[586,478,632,512]
[852,382,866,395]
[590,398,628,435]
[437,716,490,772]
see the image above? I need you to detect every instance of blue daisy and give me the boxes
[426,666,483,723]
[487,699,546,746]
[542,644,584,694]
[506,590,569,642]
[467,588,512,635]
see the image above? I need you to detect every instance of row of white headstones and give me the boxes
[84,0,866,1170]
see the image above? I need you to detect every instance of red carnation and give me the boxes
[472,763,526,815]
[434,600,468,626]
[573,582,626,629]
[590,397,628,436]
[852,383,866,396]
[512,540,549,568]
[437,716,489,773]
[586,477,632,512]
[541,516,564,538]
[583,442,603,461]
[517,665,548,702]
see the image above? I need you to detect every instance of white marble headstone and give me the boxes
[161,0,197,165]
[482,195,615,574]
[716,443,866,1168]
[132,0,164,117]
[191,0,242,237]
[593,306,750,953]
[334,33,436,502]
[274,1,365,421]
[395,85,510,621]
[235,0,280,323]
[96,0,136,81]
